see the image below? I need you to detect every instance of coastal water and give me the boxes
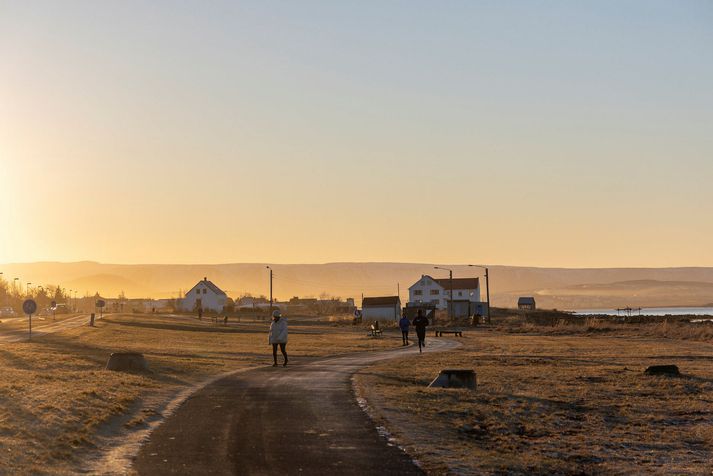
[574,307,713,317]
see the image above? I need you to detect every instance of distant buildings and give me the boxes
[408,275,483,317]
[361,296,401,321]
[518,297,536,311]
[181,277,227,312]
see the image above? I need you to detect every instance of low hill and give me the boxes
[1,261,712,310]
[499,280,713,310]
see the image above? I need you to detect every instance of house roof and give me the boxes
[362,296,400,307]
[518,297,536,305]
[434,277,480,290]
[409,275,480,290]
[187,278,227,296]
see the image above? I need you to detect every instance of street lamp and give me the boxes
[26,282,32,296]
[433,266,453,319]
[468,264,491,324]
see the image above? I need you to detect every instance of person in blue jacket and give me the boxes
[398,313,411,346]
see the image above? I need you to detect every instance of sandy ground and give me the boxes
[354,329,713,475]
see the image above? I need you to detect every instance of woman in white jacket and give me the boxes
[268,310,288,367]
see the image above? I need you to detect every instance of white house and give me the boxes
[408,275,480,312]
[361,296,401,321]
[181,277,228,312]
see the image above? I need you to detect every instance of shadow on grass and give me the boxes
[103,317,331,336]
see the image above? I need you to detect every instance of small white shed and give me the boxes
[361,296,401,321]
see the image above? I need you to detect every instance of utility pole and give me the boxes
[266,266,273,318]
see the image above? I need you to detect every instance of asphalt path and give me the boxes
[134,338,458,475]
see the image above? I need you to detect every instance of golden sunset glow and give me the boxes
[1,2,712,268]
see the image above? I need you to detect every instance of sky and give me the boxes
[1,1,712,267]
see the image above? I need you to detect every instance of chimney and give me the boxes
[204,277,207,281]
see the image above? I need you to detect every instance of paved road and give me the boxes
[0,313,91,342]
[134,338,458,475]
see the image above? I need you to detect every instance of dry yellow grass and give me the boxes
[355,330,713,475]
[0,313,398,474]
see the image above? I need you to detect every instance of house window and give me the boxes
[430,289,439,295]
[203,289,207,294]
[414,290,423,296]
[458,291,463,297]
[430,299,439,305]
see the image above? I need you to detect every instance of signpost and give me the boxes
[23,299,37,340]
[96,299,106,319]
[51,300,57,320]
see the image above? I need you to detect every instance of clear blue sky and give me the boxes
[1,1,712,266]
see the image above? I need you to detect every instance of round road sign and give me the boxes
[96,299,106,308]
[23,299,37,316]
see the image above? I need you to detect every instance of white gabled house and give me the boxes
[181,277,228,312]
[408,275,482,316]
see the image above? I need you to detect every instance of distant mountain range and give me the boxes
[1,261,713,310]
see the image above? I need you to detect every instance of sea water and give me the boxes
[573,307,713,317]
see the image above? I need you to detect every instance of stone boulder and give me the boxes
[428,369,476,390]
[106,352,149,372]
[644,364,680,376]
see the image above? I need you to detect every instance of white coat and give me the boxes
[268,317,288,344]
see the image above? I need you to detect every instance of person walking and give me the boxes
[412,309,429,353]
[399,313,411,346]
[268,310,288,367]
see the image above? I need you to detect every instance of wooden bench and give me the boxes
[434,329,464,337]
[368,324,383,337]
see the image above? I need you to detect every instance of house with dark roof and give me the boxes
[361,296,401,321]
[182,277,228,312]
[408,275,482,317]
[517,297,536,311]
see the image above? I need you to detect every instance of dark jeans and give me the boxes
[272,343,287,364]
[401,330,409,345]
[416,330,426,352]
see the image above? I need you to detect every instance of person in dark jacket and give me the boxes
[412,309,429,353]
[398,314,410,346]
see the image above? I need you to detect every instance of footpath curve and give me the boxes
[134,337,459,475]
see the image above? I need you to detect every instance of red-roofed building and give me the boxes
[408,275,481,316]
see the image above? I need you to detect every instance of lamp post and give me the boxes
[468,264,491,324]
[13,278,19,296]
[266,266,273,319]
[433,266,453,319]
[26,282,32,296]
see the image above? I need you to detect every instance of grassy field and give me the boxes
[0,313,397,474]
[354,325,713,475]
